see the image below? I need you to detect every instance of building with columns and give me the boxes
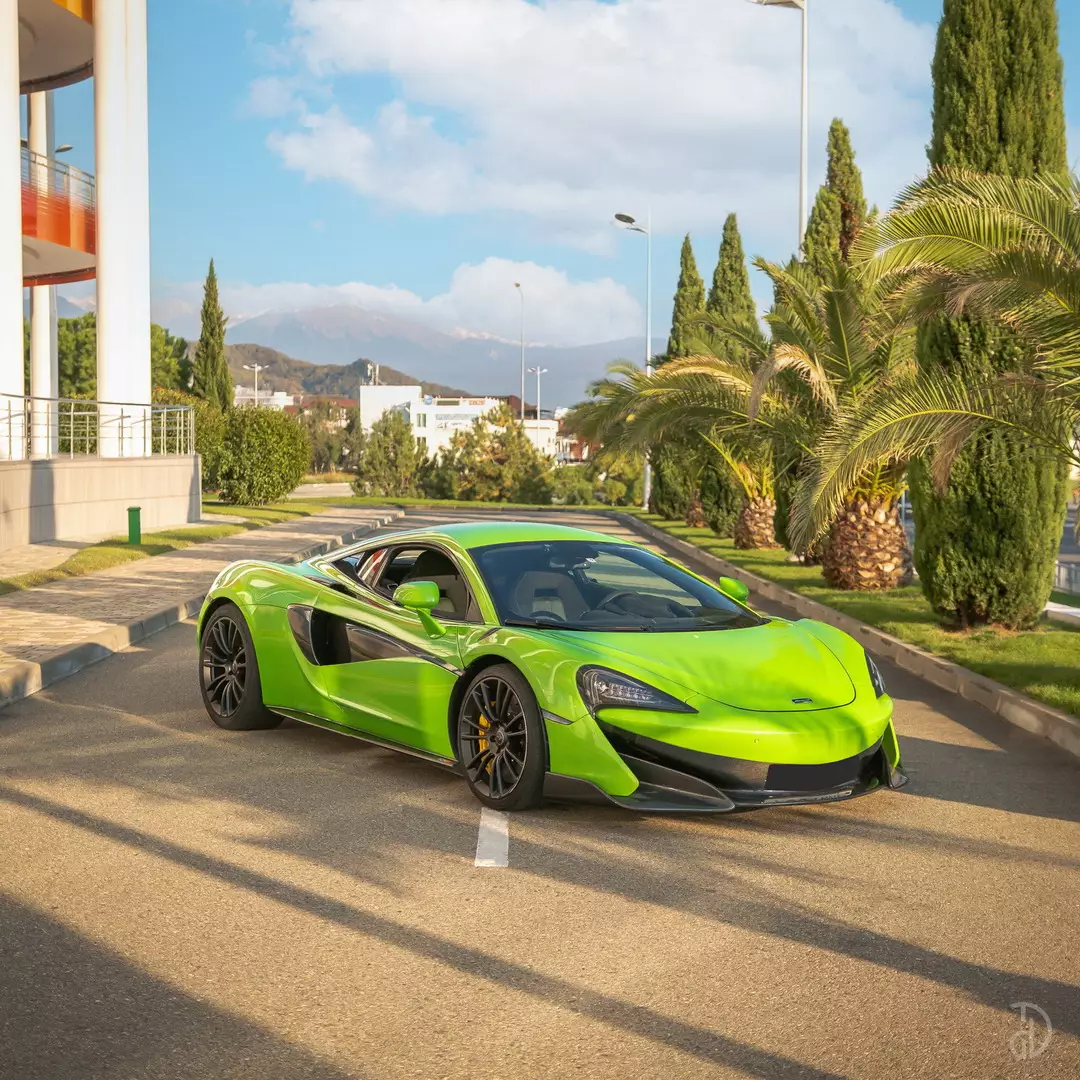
[0,0,198,550]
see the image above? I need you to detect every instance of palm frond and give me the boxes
[791,373,1078,549]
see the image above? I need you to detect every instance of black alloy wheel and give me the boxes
[199,603,281,731]
[457,664,545,810]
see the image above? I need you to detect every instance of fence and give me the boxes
[1055,561,1080,596]
[0,393,194,460]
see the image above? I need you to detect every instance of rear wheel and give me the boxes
[199,603,281,731]
[457,664,546,811]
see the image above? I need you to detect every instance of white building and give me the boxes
[233,386,295,410]
[524,418,560,459]
[355,384,422,433]
[411,395,503,457]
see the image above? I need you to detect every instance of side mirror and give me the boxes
[392,580,446,637]
[717,576,750,604]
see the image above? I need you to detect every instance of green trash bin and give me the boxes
[127,506,142,546]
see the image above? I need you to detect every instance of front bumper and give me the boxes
[543,721,907,813]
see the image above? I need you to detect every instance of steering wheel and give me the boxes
[596,589,641,611]
[527,609,567,622]
[596,589,693,619]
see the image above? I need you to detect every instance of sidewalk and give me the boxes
[0,507,402,709]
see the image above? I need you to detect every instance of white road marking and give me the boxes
[474,807,510,867]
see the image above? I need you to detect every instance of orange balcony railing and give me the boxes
[21,147,96,285]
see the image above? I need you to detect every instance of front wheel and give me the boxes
[199,603,281,731]
[457,664,546,811]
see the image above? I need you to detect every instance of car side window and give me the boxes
[331,551,371,585]
[375,545,480,622]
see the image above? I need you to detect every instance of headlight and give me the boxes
[866,653,886,698]
[577,666,696,714]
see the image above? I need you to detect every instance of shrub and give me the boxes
[700,464,740,537]
[218,406,310,505]
[152,386,226,492]
[351,410,425,497]
[421,404,553,504]
[648,442,692,518]
[552,465,595,505]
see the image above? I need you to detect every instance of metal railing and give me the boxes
[1054,561,1080,596]
[21,148,97,262]
[0,393,194,460]
[22,147,96,210]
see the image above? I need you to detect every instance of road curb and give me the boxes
[619,513,1080,764]
[0,511,404,711]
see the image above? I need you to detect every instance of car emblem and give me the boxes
[791,697,813,704]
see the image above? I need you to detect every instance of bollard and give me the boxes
[127,506,142,545]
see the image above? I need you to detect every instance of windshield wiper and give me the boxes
[502,617,591,631]
[502,618,651,632]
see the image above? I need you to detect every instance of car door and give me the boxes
[312,543,481,758]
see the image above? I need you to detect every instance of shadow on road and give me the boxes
[0,893,364,1080]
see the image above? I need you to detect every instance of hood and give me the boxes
[564,619,856,712]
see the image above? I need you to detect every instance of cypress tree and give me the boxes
[825,119,867,261]
[914,0,1070,629]
[702,213,754,536]
[801,188,842,283]
[666,234,706,358]
[801,119,866,275]
[193,259,233,411]
[706,214,756,327]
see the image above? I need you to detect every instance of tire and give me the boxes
[456,664,547,811]
[199,603,281,731]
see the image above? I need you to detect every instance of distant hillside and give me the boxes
[224,344,471,399]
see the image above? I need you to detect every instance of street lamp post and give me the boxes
[527,365,548,450]
[514,282,525,422]
[243,363,267,406]
[750,0,808,252]
[614,209,652,509]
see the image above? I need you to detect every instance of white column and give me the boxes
[95,0,131,457]
[28,91,58,456]
[0,0,24,460]
[126,0,152,455]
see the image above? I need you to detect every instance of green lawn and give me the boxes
[643,516,1080,719]
[0,523,249,595]
[0,501,334,596]
[201,500,329,524]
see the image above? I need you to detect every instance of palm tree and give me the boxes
[745,256,915,589]
[569,356,785,548]
[791,168,1080,552]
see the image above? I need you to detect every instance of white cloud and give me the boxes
[148,257,642,347]
[256,0,935,250]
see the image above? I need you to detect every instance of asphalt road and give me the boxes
[1,511,1078,1080]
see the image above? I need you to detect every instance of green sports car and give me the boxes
[196,520,907,812]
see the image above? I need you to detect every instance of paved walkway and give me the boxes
[0,508,400,695]
[289,481,354,499]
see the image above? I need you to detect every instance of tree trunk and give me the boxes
[734,498,779,549]
[821,496,913,591]
[785,500,823,564]
[685,490,706,528]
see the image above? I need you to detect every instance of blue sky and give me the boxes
[44,0,1080,347]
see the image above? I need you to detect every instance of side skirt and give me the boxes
[270,707,459,770]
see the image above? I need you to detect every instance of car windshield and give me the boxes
[470,540,766,633]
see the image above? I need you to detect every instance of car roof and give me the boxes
[377,519,628,550]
